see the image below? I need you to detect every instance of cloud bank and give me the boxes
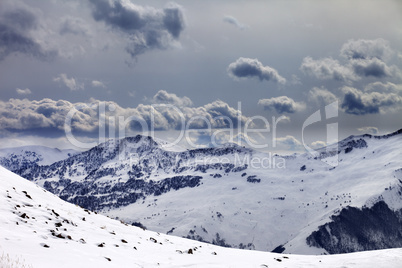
[0,91,251,137]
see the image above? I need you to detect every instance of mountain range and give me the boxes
[0,145,77,171]
[2,129,402,255]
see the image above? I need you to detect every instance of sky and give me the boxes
[0,0,401,153]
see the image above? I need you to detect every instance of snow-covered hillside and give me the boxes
[7,130,402,254]
[0,145,78,171]
[1,166,402,268]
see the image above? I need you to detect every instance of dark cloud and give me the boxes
[3,8,37,31]
[301,39,400,82]
[341,86,402,115]
[350,58,394,78]
[300,56,356,82]
[88,0,185,58]
[223,15,247,30]
[163,4,185,38]
[258,96,305,114]
[89,0,143,31]
[340,38,392,60]
[227,57,286,84]
[0,8,57,61]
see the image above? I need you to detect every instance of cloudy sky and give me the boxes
[0,0,401,153]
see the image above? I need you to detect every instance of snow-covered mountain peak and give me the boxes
[120,135,160,149]
[0,145,78,171]
[311,128,402,161]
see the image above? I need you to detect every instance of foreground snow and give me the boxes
[1,166,402,267]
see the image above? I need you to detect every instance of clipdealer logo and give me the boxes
[302,101,339,167]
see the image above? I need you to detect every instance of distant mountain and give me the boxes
[0,145,78,172]
[4,165,402,267]
[6,130,402,254]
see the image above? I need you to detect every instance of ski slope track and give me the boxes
[2,166,402,267]
[6,129,402,255]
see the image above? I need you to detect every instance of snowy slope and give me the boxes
[0,145,78,170]
[1,165,402,268]
[7,131,402,254]
[107,133,402,254]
